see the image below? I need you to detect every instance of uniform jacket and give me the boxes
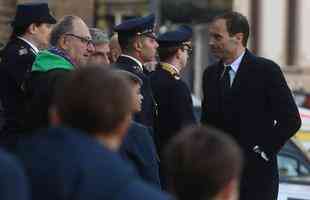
[0,37,37,139]
[14,127,170,200]
[120,121,161,187]
[201,49,301,200]
[150,63,196,150]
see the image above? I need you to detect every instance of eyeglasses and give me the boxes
[65,33,94,47]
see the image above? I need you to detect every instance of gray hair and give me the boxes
[50,15,79,46]
[89,28,109,44]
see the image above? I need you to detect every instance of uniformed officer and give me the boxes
[113,14,158,129]
[0,3,56,148]
[150,25,197,151]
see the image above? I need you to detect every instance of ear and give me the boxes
[133,36,143,52]
[176,48,183,59]
[27,23,37,34]
[215,179,239,200]
[234,33,244,44]
[59,35,69,50]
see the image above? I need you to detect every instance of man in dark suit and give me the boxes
[15,66,170,200]
[201,12,301,200]
[150,25,196,151]
[0,3,56,147]
[113,14,158,128]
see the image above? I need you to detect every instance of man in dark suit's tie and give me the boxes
[221,65,232,95]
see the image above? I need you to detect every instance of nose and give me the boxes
[87,43,95,53]
[154,40,159,48]
[104,53,110,64]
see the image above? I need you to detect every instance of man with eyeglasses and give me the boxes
[89,28,111,65]
[150,25,197,188]
[0,3,56,149]
[113,14,158,130]
[22,15,95,134]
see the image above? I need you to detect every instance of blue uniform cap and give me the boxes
[157,25,193,48]
[11,3,56,27]
[114,14,156,38]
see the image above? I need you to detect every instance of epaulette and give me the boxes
[160,63,180,80]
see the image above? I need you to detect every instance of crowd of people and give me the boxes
[0,2,301,200]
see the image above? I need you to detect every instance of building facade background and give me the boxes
[1,0,310,96]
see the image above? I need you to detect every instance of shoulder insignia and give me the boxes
[18,48,28,56]
[160,63,180,80]
[133,65,143,73]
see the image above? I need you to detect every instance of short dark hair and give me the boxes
[117,34,149,53]
[158,46,180,61]
[117,34,135,53]
[56,65,133,134]
[164,126,243,200]
[214,11,250,46]
[50,15,78,47]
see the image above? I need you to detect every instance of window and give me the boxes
[278,155,298,176]
[278,154,310,177]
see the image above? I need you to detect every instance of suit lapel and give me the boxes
[211,61,226,104]
[230,50,253,93]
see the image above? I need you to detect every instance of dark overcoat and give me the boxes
[201,49,301,200]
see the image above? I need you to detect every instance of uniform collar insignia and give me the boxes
[133,65,143,73]
[18,47,28,56]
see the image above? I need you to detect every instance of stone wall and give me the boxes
[0,0,17,44]
[0,0,95,45]
[50,0,95,26]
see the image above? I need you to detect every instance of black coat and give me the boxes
[120,121,161,187]
[23,69,70,132]
[201,50,301,200]
[150,65,196,150]
[114,56,156,128]
[14,127,170,200]
[0,37,36,144]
